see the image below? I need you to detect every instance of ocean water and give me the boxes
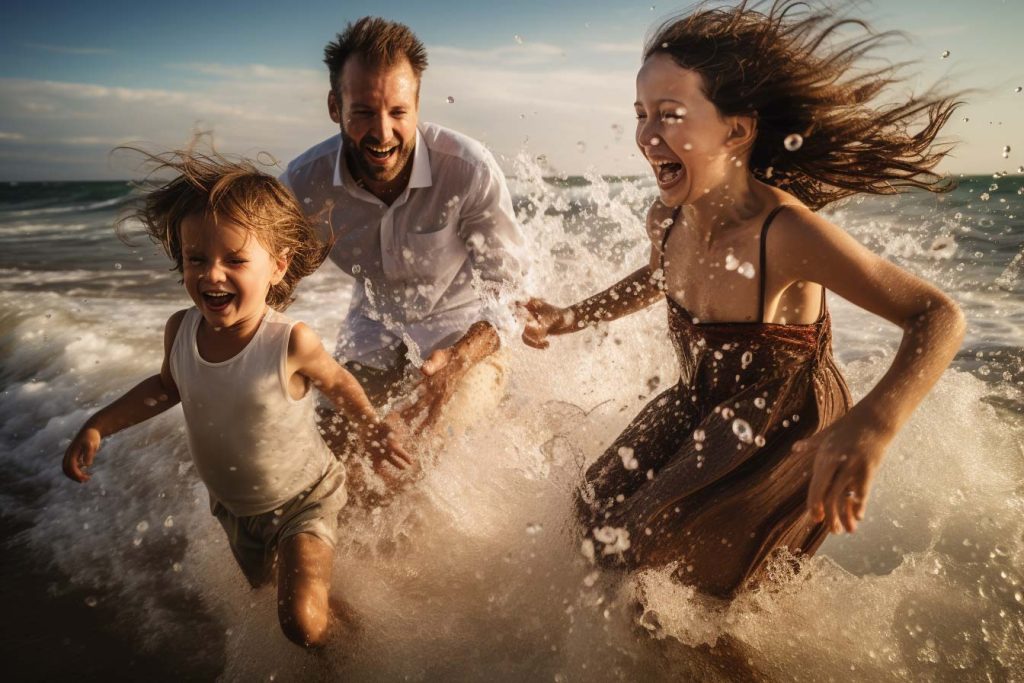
[1,162,1022,680]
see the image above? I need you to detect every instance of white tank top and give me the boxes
[169,307,334,516]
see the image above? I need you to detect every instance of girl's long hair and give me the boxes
[646,1,963,209]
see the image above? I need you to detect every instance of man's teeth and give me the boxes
[366,144,397,158]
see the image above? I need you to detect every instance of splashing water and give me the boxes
[784,134,804,152]
[1,164,1023,679]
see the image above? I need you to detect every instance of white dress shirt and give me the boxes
[282,122,527,369]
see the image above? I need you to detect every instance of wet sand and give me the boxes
[1,513,223,681]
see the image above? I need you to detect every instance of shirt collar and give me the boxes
[333,127,433,192]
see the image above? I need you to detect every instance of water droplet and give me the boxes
[136,521,149,533]
[929,235,957,260]
[725,254,740,271]
[526,522,543,535]
[303,196,312,204]
[618,446,639,470]
[693,429,706,442]
[113,263,122,270]
[754,435,766,447]
[172,562,183,572]
[163,516,174,528]
[351,264,361,275]
[1016,87,1023,94]
[682,142,693,151]
[741,350,753,368]
[1002,145,1011,159]
[576,141,586,153]
[941,50,950,59]
[446,95,455,104]
[732,418,753,444]
[84,596,98,607]
[980,192,991,201]
[514,34,524,44]
[721,406,735,420]
[143,397,157,407]
[753,397,766,409]
[783,134,803,152]
[737,262,755,279]
[650,136,661,146]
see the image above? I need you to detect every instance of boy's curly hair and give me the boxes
[646,0,963,209]
[116,143,330,310]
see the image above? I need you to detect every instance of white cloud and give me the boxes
[23,42,114,56]
[430,42,568,66]
[587,41,644,55]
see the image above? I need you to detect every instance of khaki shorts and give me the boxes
[209,459,347,587]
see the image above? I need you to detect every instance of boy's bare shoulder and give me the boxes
[163,308,191,341]
[287,322,326,359]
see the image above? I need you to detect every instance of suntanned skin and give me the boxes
[63,215,411,648]
[520,54,965,537]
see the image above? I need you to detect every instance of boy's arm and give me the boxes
[287,323,413,470]
[63,311,185,483]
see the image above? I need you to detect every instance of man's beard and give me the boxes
[342,130,415,185]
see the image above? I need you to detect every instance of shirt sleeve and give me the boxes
[456,150,529,334]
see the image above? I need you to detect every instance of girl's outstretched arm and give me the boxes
[520,200,675,349]
[770,207,966,534]
[287,323,413,471]
[63,310,185,482]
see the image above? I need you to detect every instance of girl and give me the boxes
[62,149,412,647]
[521,1,966,598]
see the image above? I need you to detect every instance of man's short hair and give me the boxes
[324,17,428,93]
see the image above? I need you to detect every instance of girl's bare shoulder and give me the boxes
[645,200,677,244]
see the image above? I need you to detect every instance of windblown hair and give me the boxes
[117,145,330,310]
[645,0,962,209]
[324,16,428,94]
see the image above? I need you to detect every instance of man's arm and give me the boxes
[400,150,522,431]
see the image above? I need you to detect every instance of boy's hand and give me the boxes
[361,420,414,471]
[63,426,101,483]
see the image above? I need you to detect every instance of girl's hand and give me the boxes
[518,298,571,349]
[796,417,890,534]
[63,426,101,483]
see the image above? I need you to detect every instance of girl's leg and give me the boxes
[277,532,335,648]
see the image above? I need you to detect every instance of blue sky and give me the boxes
[1,0,1021,180]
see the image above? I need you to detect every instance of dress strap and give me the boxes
[658,206,683,272]
[757,204,828,323]
[757,205,790,323]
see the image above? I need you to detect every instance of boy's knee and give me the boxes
[279,602,330,648]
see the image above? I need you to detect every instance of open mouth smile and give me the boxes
[650,158,685,188]
[364,142,399,163]
[201,290,235,311]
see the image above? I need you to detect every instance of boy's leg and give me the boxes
[277,532,335,649]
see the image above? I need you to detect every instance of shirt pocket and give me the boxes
[400,215,466,281]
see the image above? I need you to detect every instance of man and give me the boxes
[282,17,526,445]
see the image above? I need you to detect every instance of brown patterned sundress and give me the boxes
[576,206,852,598]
